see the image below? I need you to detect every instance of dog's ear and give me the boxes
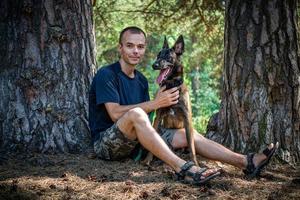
[173,35,184,56]
[163,36,169,49]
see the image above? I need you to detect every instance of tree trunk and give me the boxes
[0,0,96,153]
[206,0,300,164]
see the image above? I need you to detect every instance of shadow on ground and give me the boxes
[0,152,299,199]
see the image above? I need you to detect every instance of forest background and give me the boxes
[94,0,225,133]
[1,1,299,199]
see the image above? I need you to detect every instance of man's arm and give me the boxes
[105,86,179,122]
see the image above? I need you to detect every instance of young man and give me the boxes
[88,26,278,184]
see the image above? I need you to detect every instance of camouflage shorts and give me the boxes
[94,124,138,160]
[159,127,176,150]
[94,124,176,161]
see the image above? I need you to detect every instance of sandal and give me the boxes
[175,161,221,185]
[243,142,279,178]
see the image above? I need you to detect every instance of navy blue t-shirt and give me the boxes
[89,61,150,142]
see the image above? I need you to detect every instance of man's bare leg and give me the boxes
[171,129,275,169]
[116,107,219,177]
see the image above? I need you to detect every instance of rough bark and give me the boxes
[0,0,96,153]
[206,0,300,163]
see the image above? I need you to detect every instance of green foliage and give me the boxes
[93,0,224,133]
[190,60,221,133]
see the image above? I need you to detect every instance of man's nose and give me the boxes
[133,47,139,53]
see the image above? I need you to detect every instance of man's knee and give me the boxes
[172,129,188,148]
[117,107,149,136]
[172,128,202,148]
[127,107,149,122]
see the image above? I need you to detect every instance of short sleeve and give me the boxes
[95,69,119,105]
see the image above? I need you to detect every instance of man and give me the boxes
[88,26,278,184]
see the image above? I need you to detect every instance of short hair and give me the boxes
[119,26,146,44]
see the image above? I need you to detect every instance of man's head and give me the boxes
[119,26,146,44]
[118,26,146,66]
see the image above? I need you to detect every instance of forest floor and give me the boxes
[0,151,299,200]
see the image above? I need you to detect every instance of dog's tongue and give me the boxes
[156,68,170,84]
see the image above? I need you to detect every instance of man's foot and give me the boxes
[243,142,279,178]
[175,161,221,185]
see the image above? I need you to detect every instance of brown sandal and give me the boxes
[175,161,221,185]
[243,142,279,178]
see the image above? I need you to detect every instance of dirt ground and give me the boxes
[0,152,299,200]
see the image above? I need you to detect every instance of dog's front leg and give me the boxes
[183,111,198,166]
[181,91,199,166]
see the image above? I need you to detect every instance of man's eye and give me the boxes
[126,44,133,48]
[138,45,145,49]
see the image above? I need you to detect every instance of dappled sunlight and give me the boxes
[1,153,299,199]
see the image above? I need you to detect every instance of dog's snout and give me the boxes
[152,61,160,69]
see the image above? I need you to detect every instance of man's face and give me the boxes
[118,31,146,66]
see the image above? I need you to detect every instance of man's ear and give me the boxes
[163,36,169,49]
[118,43,122,52]
[173,35,184,55]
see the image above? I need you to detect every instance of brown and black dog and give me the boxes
[143,35,198,166]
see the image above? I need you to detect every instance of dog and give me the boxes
[142,35,198,166]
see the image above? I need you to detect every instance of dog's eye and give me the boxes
[167,57,173,63]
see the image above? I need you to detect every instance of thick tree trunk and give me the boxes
[206,0,300,163]
[0,0,96,153]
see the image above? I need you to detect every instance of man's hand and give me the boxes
[153,86,179,109]
[105,86,179,122]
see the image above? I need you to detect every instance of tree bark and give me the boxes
[206,0,300,163]
[0,0,96,153]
